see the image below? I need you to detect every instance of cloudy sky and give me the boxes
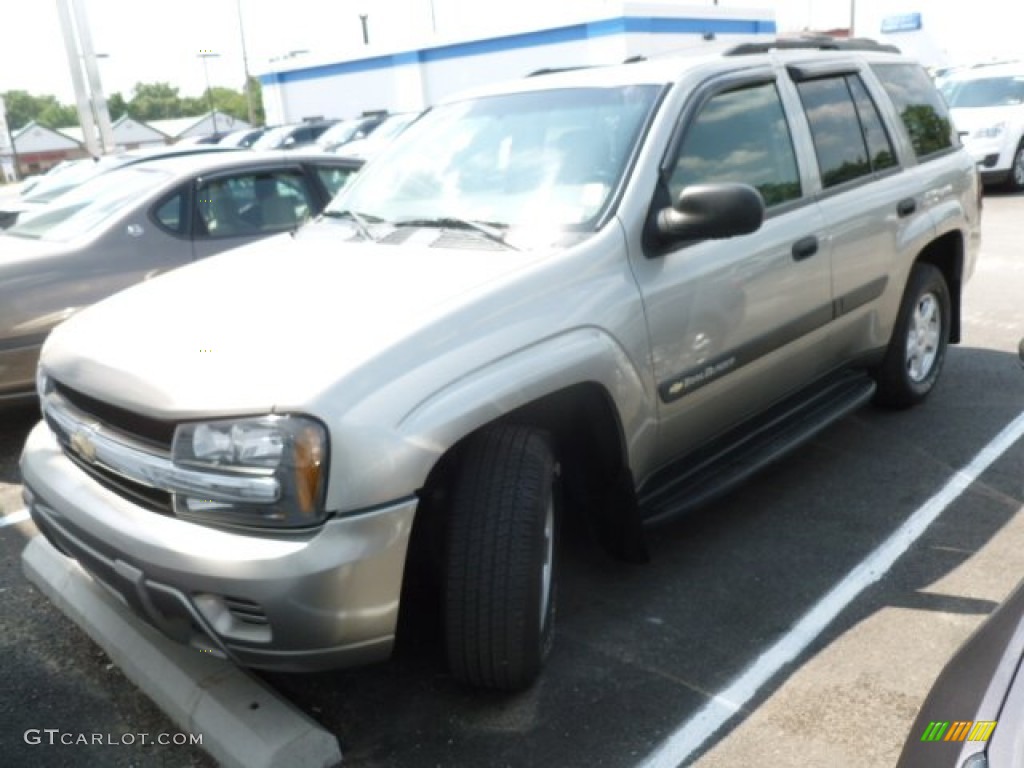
[0,0,1009,105]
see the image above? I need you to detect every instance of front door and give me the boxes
[632,74,833,467]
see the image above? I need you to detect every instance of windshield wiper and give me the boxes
[394,216,518,251]
[321,209,378,242]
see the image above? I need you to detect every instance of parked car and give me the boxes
[0,151,361,405]
[0,144,243,229]
[315,114,388,152]
[896,552,1024,766]
[251,120,338,150]
[332,111,420,161]
[218,127,269,148]
[944,62,1024,190]
[20,38,980,692]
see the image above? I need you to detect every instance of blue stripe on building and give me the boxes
[260,15,775,87]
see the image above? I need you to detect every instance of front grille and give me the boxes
[54,380,175,448]
[64,449,173,516]
[46,378,177,514]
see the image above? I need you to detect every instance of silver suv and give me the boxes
[21,39,981,691]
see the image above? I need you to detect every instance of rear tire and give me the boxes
[444,425,560,691]
[873,263,950,408]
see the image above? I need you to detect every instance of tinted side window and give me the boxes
[848,76,897,171]
[871,62,955,159]
[797,77,871,188]
[197,170,315,238]
[153,190,186,235]
[670,82,801,207]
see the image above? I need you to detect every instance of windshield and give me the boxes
[8,165,172,241]
[317,119,364,148]
[325,85,660,234]
[946,76,1024,108]
[22,155,129,204]
[251,125,293,150]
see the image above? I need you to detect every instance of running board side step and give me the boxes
[639,371,877,527]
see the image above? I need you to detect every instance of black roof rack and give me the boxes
[526,65,591,77]
[725,36,900,56]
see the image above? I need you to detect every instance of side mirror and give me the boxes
[656,183,765,243]
[282,136,297,148]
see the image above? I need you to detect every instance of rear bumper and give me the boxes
[20,421,417,672]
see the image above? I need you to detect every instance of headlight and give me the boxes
[171,415,328,528]
[975,121,1006,139]
[36,366,51,401]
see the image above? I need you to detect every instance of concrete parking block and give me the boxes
[21,534,342,768]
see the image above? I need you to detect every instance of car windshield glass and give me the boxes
[946,76,1024,108]
[325,85,660,234]
[251,125,293,149]
[22,155,129,204]
[317,119,363,147]
[7,165,171,241]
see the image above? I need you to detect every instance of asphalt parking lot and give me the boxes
[1,191,1022,768]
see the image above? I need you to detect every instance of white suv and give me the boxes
[943,62,1024,190]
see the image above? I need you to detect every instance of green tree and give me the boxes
[128,82,188,120]
[107,92,129,121]
[0,90,79,131]
[3,90,46,130]
[205,78,264,125]
[37,99,78,130]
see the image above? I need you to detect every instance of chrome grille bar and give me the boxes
[42,389,281,505]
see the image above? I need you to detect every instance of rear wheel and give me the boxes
[873,263,950,408]
[444,425,560,691]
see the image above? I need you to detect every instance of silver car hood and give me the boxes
[42,233,544,418]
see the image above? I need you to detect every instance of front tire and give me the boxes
[1007,140,1024,193]
[873,263,951,408]
[444,425,560,691]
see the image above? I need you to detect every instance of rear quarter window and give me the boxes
[871,62,956,160]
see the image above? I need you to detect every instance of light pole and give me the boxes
[198,51,220,136]
[236,0,256,125]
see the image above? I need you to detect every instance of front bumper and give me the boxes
[962,136,1014,184]
[20,421,417,672]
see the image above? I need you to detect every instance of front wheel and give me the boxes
[444,425,560,691]
[1007,141,1024,193]
[873,263,951,408]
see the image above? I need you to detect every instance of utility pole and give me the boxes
[198,51,220,136]
[56,0,100,156]
[0,94,20,181]
[71,0,115,152]
[236,0,257,125]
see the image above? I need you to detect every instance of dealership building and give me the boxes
[256,2,777,125]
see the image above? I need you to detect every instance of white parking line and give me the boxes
[0,509,29,528]
[637,408,1024,768]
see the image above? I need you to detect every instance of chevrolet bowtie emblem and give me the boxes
[70,428,97,463]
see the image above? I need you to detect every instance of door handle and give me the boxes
[791,235,819,261]
[897,198,917,217]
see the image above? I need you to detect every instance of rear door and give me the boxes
[785,61,939,362]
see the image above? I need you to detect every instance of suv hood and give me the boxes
[42,233,544,418]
